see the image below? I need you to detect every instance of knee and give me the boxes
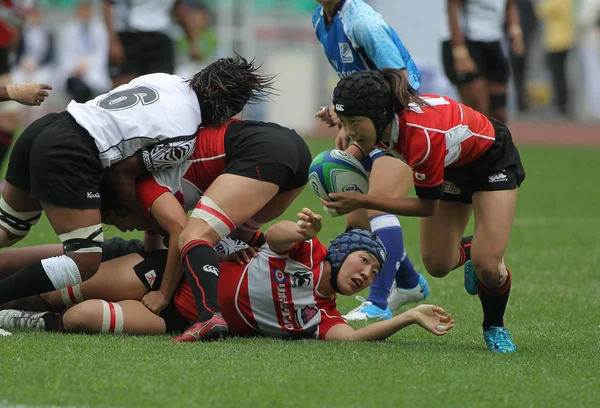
[471,256,507,289]
[178,220,221,252]
[63,301,103,333]
[421,253,454,278]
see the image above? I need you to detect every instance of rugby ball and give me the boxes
[308,149,369,201]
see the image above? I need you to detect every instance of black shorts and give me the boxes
[0,47,10,75]
[6,111,104,209]
[223,121,312,193]
[109,32,174,79]
[442,40,510,85]
[131,248,190,333]
[101,237,144,262]
[442,118,525,204]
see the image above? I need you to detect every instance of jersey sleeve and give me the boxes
[286,238,328,268]
[406,127,445,200]
[349,18,407,70]
[136,162,190,219]
[137,134,197,173]
[316,302,348,340]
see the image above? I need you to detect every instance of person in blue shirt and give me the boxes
[313,0,430,321]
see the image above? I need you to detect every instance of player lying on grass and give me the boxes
[321,69,525,353]
[313,0,429,322]
[0,208,454,341]
[0,55,276,321]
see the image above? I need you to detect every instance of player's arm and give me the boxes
[447,0,466,48]
[264,208,323,253]
[173,1,199,60]
[325,305,454,341]
[102,0,124,65]
[0,83,52,105]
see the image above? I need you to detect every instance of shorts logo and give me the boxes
[144,270,157,288]
[488,171,508,183]
[203,265,219,276]
[274,268,286,283]
[443,180,461,195]
[87,192,100,199]
[415,172,426,181]
[299,306,318,325]
[339,43,353,63]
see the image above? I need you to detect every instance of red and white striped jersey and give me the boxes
[135,119,237,217]
[174,238,348,340]
[376,94,496,199]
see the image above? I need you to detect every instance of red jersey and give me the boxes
[136,120,238,217]
[376,95,496,199]
[0,1,29,47]
[174,238,347,340]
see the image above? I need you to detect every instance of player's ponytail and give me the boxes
[187,54,277,125]
[380,68,427,112]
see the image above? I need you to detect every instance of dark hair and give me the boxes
[380,68,428,112]
[99,177,128,225]
[187,54,278,125]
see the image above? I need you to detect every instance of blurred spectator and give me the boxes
[0,0,32,187]
[510,0,537,113]
[102,0,201,88]
[441,0,525,123]
[577,0,600,120]
[56,1,110,103]
[536,0,575,118]
[12,6,53,86]
[176,1,217,78]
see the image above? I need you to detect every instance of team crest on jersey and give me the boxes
[299,306,318,325]
[338,43,353,63]
[274,268,286,283]
[291,271,312,288]
[144,270,157,288]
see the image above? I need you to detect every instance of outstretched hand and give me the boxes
[320,191,365,216]
[411,305,455,336]
[7,83,52,106]
[296,207,323,239]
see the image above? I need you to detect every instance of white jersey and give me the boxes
[109,0,178,33]
[67,73,200,169]
[441,0,507,42]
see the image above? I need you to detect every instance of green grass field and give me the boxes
[0,139,599,408]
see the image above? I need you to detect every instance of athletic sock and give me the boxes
[452,235,473,270]
[0,262,54,303]
[367,214,418,309]
[479,269,512,330]
[181,240,221,323]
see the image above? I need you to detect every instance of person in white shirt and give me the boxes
[103,0,200,88]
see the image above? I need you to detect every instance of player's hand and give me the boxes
[410,305,454,336]
[335,127,351,150]
[7,83,52,106]
[315,105,340,128]
[189,44,202,62]
[452,45,477,75]
[510,36,526,57]
[296,207,323,239]
[221,247,260,265]
[142,291,169,314]
[109,35,125,65]
[321,191,365,215]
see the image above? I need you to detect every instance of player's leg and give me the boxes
[419,200,472,279]
[484,42,511,123]
[176,174,280,341]
[471,188,518,353]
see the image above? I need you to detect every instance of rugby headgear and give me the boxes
[326,228,387,293]
[333,71,394,143]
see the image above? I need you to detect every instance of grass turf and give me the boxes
[0,139,598,408]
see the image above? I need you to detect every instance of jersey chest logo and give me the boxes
[339,43,354,63]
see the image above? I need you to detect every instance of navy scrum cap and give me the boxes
[327,229,387,293]
[332,71,394,143]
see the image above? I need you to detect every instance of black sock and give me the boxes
[452,235,473,270]
[0,129,14,166]
[479,270,512,330]
[0,262,55,303]
[41,312,61,331]
[181,240,221,322]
